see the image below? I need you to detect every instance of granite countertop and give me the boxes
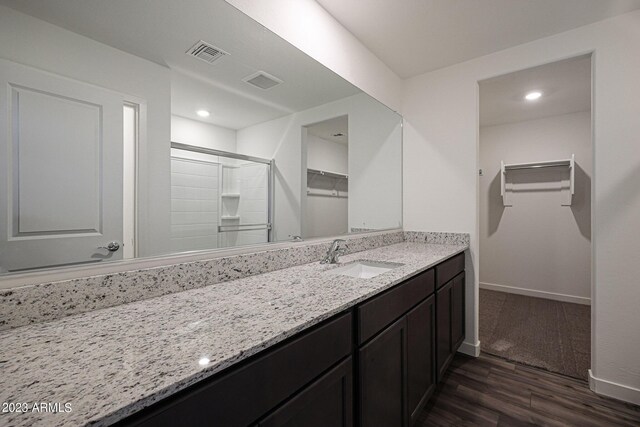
[0,242,467,427]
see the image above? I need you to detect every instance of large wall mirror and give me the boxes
[0,0,402,275]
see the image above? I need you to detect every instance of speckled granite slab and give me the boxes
[0,242,466,427]
[0,231,403,331]
[404,231,470,245]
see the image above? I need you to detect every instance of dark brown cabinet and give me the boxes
[357,271,436,427]
[258,357,353,427]
[436,272,465,381]
[359,316,407,427]
[357,269,434,345]
[407,295,436,425]
[436,279,453,381]
[119,253,465,427]
[451,272,465,350]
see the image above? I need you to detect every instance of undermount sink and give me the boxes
[326,260,404,279]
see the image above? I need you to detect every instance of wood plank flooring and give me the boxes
[418,353,640,426]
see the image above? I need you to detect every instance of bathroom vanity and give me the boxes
[0,237,467,427]
[115,252,466,427]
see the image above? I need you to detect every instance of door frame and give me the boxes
[474,51,596,371]
[123,101,140,259]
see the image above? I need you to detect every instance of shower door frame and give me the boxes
[170,142,274,243]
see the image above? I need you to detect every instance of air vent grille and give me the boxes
[243,71,283,90]
[186,40,228,64]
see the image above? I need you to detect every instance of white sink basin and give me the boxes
[327,260,404,279]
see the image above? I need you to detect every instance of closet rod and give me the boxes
[306,191,347,198]
[505,163,569,171]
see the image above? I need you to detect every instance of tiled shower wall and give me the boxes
[170,157,220,252]
[236,162,269,246]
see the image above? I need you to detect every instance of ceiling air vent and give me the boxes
[243,71,283,90]
[186,40,228,64]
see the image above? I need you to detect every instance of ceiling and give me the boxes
[307,115,348,144]
[0,0,361,129]
[315,0,640,78]
[479,55,591,127]
[170,70,289,130]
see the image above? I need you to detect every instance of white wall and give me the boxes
[237,93,402,241]
[403,11,640,403]
[224,0,403,113]
[480,112,592,304]
[171,115,237,153]
[307,134,348,174]
[0,5,172,258]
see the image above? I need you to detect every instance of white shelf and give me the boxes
[501,154,574,206]
[220,215,240,220]
[307,168,348,180]
[221,193,240,198]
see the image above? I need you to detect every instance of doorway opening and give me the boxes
[477,54,593,380]
[302,115,349,239]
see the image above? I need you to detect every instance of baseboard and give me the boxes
[480,282,591,305]
[458,340,481,357]
[589,369,640,405]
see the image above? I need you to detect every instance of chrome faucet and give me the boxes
[321,239,347,264]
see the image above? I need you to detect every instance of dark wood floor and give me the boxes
[418,353,640,426]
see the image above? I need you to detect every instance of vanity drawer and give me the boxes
[120,313,352,427]
[357,269,434,345]
[436,252,465,289]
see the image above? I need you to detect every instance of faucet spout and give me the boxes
[321,239,347,264]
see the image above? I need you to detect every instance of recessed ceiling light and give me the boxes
[524,91,542,101]
[196,109,210,117]
[198,357,210,366]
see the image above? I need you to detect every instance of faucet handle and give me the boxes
[334,239,347,249]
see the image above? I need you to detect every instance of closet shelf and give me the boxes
[501,154,574,207]
[307,168,348,180]
[221,193,240,198]
[221,215,240,220]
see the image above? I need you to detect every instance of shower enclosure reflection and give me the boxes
[170,143,272,253]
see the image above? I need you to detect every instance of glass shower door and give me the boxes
[170,142,272,253]
[218,157,271,248]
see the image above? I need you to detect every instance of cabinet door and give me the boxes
[436,280,453,382]
[359,316,408,427]
[357,268,433,344]
[259,357,352,427]
[407,295,436,426]
[451,272,465,351]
